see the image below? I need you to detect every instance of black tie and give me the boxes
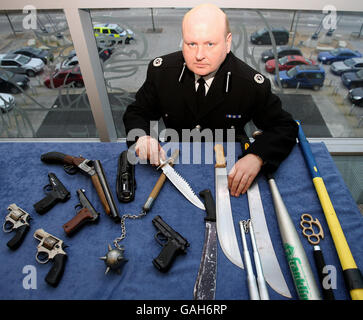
[196,77,206,112]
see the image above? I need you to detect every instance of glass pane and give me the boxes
[0,10,98,138]
[332,155,363,208]
[87,8,363,139]
[89,8,186,138]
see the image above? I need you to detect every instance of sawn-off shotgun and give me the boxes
[40,152,120,222]
[297,121,363,300]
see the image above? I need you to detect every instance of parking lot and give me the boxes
[0,8,363,139]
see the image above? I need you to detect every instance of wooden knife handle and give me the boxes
[149,174,167,199]
[214,144,226,168]
[91,174,110,215]
[142,160,175,212]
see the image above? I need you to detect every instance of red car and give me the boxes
[265,55,316,73]
[44,66,83,88]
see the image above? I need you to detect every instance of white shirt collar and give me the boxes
[194,70,218,92]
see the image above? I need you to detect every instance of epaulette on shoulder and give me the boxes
[151,51,184,69]
[233,59,267,86]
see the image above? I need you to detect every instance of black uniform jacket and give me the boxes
[123,51,298,172]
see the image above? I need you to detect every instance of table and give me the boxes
[0,142,362,300]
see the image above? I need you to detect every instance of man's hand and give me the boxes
[135,135,166,166]
[227,154,263,197]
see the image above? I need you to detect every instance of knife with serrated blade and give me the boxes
[193,189,217,300]
[158,158,205,211]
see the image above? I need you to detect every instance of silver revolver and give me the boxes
[3,204,31,250]
[34,228,67,287]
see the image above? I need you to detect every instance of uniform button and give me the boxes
[195,125,201,131]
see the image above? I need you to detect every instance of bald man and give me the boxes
[123,4,298,197]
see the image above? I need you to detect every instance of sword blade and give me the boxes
[161,164,205,210]
[193,221,217,300]
[215,167,244,269]
[247,178,292,298]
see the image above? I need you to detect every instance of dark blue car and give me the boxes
[341,69,363,89]
[318,48,362,64]
[275,65,325,90]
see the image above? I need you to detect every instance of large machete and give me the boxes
[214,144,244,269]
[240,137,292,298]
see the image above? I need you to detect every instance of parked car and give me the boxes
[275,65,325,90]
[94,23,134,45]
[0,69,29,94]
[265,55,316,73]
[0,93,15,112]
[261,46,303,62]
[341,69,363,89]
[67,47,112,62]
[57,55,79,70]
[10,47,53,64]
[348,87,363,107]
[44,66,83,88]
[318,48,362,65]
[0,53,44,77]
[250,27,289,45]
[330,57,363,75]
[56,47,112,70]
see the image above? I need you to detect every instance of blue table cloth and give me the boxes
[0,142,362,300]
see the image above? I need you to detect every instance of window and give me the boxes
[0,9,98,138]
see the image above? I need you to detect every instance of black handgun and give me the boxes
[152,215,190,272]
[33,172,70,215]
[63,189,100,236]
[40,152,120,222]
[116,150,136,203]
[3,204,31,250]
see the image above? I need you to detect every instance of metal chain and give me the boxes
[113,210,147,250]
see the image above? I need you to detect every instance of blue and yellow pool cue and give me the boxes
[296,120,363,300]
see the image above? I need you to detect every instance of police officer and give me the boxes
[123,4,298,197]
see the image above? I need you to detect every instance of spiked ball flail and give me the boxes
[100,244,128,274]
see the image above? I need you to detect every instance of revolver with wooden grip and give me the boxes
[34,229,67,287]
[63,189,100,236]
[40,152,120,222]
[3,204,31,250]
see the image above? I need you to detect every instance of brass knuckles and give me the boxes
[300,213,324,245]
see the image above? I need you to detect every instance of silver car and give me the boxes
[330,57,363,75]
[0,93,15,112]
[0,53,44,77]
